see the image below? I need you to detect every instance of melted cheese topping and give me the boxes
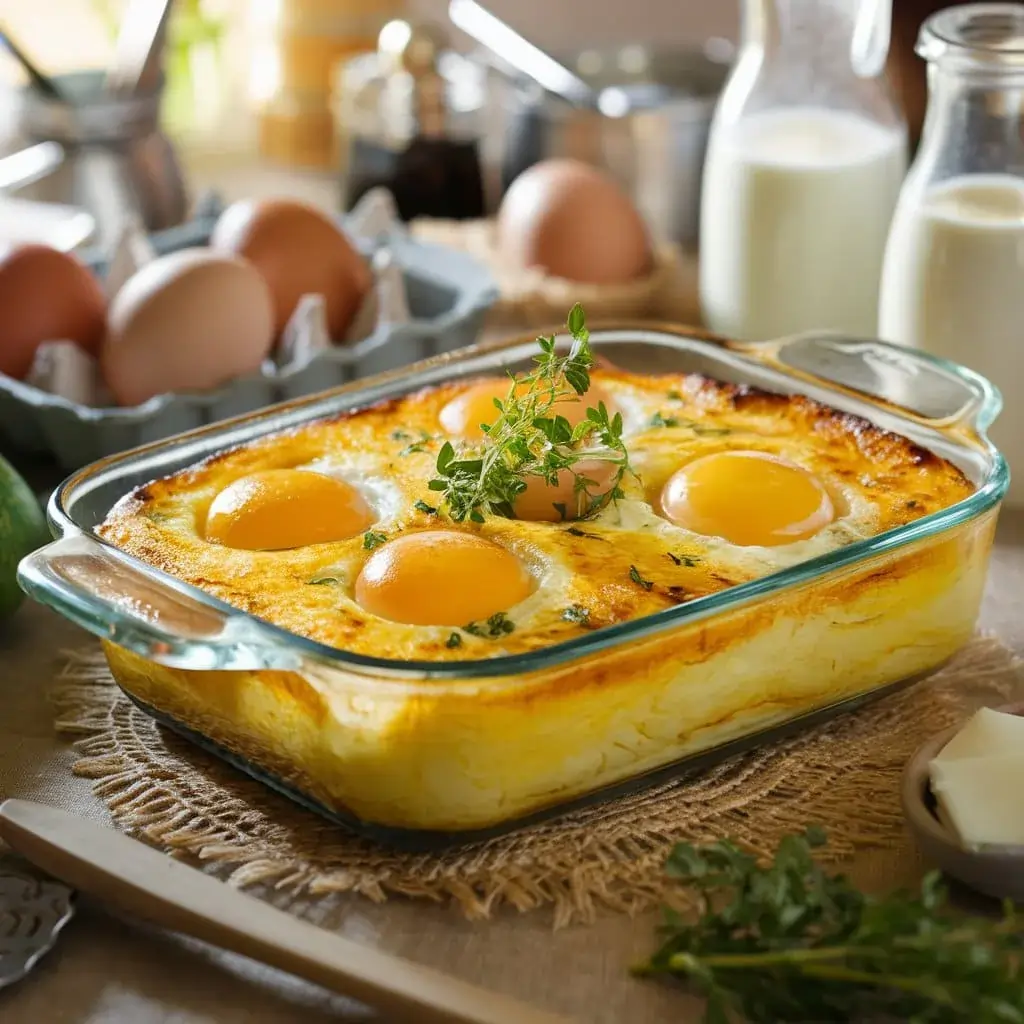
[98,369,974,661]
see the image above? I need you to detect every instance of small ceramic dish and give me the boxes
[901,700,1024,902]
[0,193,497,470]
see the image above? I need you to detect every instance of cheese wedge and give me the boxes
[933,707,1024,763]
[930,754,1024,848]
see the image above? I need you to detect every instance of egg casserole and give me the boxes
[97,366,996,833]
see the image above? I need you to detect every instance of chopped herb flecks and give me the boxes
[363,530,387,551]
[629,565,654,591]
[562,605,590,625]
[667,552,700,567]
[649,412,680,429]
[463,612,516,638]
[567,526,604,540]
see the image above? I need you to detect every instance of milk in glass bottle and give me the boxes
[700,0,907,341]
[879,3,1024,505]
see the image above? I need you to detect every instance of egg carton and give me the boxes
[0,191,498,471]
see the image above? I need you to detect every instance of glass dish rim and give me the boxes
[45,323,1010,683]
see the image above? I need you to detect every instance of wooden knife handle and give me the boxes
[0,799,571,1024]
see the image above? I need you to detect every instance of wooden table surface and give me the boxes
[1,476,1022,1022]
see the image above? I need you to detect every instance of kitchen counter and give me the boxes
[0,139,1020,1020]
[1,502,1022,1023]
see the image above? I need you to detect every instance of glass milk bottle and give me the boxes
[700,0,907,341]
[879,3,1024,506]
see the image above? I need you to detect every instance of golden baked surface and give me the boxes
[98,368,974,661]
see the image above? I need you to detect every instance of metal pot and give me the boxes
[11,69,189,250]
[495,42,732,251]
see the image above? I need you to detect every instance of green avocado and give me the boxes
[0,453,48,620]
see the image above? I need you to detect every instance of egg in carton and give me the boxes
[28,191,412,405]
[0,189,496,469]
[410,160,701,334]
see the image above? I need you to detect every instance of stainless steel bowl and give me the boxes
[495,41,733,250]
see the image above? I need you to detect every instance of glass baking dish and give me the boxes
[17,324,1008,850]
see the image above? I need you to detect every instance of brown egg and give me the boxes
[101,248,275,407]
[0,243,106,379]
[497,159,653,285]
[210,197,372,341]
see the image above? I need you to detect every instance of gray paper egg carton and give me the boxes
[0,206,498,471]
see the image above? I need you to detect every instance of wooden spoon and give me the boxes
[0,799,572,1024]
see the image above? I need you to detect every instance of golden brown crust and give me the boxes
[98,368,974,661]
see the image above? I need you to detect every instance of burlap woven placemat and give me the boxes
[51,637,1021,928]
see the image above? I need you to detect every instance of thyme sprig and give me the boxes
[635,828,1024,1023]
[428,303,635,523]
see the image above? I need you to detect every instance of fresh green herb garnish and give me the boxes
[391,429,412,441]
[562,605,590,625]
[650,412,681,429]
[363,530,387,551]
[629,565,654,591]
[635,828,1024,1023]
[413,500,438,515]
[307,575,340,586]
[464,612,516,638]
[445,632,462,649]
[666,389,683,401]
[667,552,700,567]
[428,303,635,524]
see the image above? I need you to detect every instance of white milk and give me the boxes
[699,107,907,341]
[879,173,1024,505]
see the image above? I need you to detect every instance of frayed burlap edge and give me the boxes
[51,636,1021,928]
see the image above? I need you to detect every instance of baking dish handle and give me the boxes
[754,332,1002,436]
[18,534,303,671]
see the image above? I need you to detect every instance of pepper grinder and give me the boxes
[334,19,492,222]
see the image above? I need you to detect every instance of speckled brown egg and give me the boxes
[101,248,275,407]
[497,159,653,285]
[0,243,106,379]
[210,197,373,341]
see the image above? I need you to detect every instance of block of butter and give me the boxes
[929,707,1024,849]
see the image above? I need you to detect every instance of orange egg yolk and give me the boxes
[354,530,534,626]
[438,377,613,440]
[659,451,834,547]
[205,469,374,550]
[513,459,617,522]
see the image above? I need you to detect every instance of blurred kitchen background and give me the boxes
[0,0,945,249]
[0,1,736,195]
[3,0,1013,491]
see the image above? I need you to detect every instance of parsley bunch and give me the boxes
[428,303,634,524]
[635,828,1024,1023]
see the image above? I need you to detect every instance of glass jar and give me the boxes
[699,0,907,341]
[332,20,495,220]
[878,4,1024,506]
